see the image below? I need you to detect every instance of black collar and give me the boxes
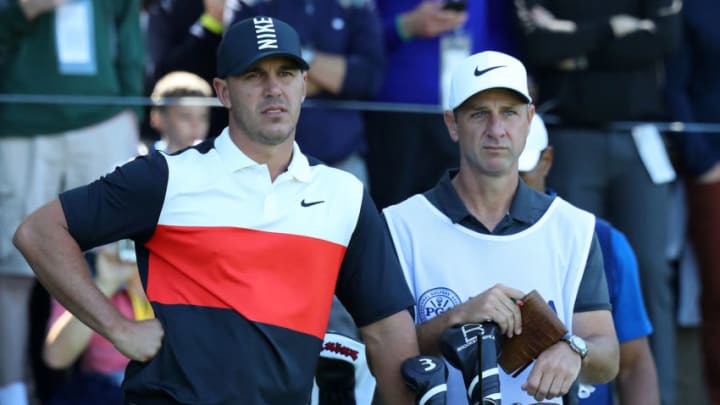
[423,170,553,234]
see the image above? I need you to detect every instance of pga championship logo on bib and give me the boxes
[418,288,461,323]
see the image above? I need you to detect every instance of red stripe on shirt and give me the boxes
[145,225,346,339]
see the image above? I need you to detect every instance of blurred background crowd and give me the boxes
[0,0,718,404]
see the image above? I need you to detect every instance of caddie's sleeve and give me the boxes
[574,233,612,312]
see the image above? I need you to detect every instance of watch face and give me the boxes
[570,336,588,356]
[563,334,588,358]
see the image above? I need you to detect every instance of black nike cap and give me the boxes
[217,16,309,78]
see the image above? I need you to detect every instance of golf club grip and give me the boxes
[479,322,501,404]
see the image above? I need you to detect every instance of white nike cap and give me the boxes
[447,51,532,110]
[518,113,549,172]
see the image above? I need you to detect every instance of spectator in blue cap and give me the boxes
[519,114,660,405]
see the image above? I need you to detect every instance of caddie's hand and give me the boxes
[455,284,525,338]
[521,340,581,401]
[20,0,67,20]
[400,0,467,38]
[111,318,164,362]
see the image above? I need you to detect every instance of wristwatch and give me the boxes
[562,334,588,359]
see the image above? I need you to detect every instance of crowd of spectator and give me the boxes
[0,0,717,404]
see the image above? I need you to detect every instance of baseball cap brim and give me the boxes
[224,52,309,77]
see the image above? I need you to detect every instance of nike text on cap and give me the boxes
[447,51,532,110]
[217,16,309,78]
[518,113,549,172]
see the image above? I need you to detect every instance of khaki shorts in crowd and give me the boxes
[0,110,139,276]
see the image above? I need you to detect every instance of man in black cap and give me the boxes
[13,16,420,404]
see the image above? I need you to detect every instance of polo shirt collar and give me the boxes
[426,170,540,225]
[213,128,312,182]
[508,180,542,224]
[426,170,467,224]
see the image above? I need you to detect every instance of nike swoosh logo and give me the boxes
[300,199,325,207]
[474,65,505,77]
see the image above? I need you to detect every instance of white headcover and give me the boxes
[518,113,549,172]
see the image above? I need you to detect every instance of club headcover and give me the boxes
[401,355,449,405]
[315,357,356,404]
[440,323,503,404]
